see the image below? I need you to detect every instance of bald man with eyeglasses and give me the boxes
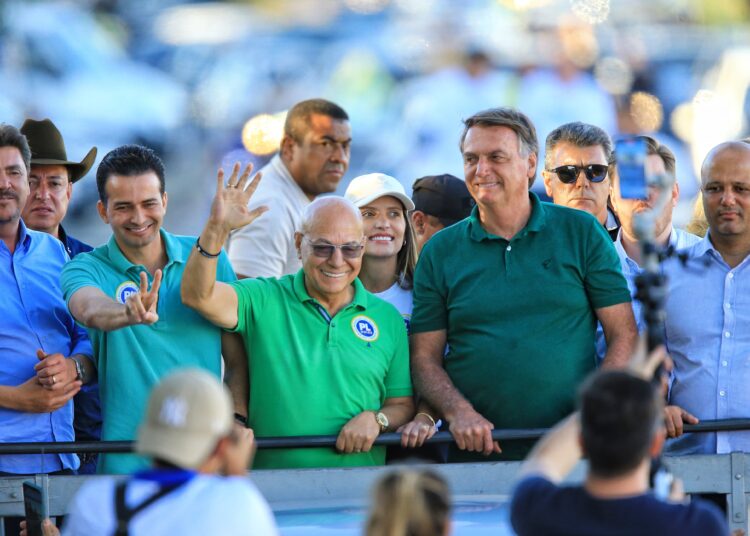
[181,164,414,470]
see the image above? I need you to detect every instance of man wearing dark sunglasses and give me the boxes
[542,122,619,239]
[182,165,414,470]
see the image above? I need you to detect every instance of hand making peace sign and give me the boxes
[125,269,163,325]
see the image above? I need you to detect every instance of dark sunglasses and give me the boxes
[547,164,609,184]
[304,238,364,259]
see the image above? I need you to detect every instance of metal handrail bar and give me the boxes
[0,418,748,455]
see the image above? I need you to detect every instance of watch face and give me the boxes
[73,358,84,381]
[376,412,389,432]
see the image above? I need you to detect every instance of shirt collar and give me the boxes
[613,229,629,259]
[613,226,680,266]
[292,268,368,310]
[16,219,31,250]
[667,227,679,247]
[270,154,311,206]
[694,232,718,258]
[57,224,71,247]
[105,228,178,272]
[467,191,546,242]
[695,231,750,270]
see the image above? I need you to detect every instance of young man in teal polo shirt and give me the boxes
[410,107,637,462]
[61,145,245,474]
[181,164,415,469]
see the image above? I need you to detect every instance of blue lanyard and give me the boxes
[132,468,197,487]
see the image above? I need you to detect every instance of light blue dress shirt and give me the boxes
[0,221,91,473]
[595,227,701,363]
[663,233,750,454]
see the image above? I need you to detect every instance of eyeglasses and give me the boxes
[547,164,609,184]
[303,237,364,259]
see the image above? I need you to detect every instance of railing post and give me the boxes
[729,452,747,534]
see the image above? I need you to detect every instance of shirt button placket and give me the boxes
[717,271,734,421]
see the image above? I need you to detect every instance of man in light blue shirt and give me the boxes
[0,124,92,477]
[663,141,750,455]
[596,137,701,361]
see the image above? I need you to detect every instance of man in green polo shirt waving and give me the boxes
[410,107,637,463]
[181,164,414,469]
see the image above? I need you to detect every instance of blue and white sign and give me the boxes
[115,281,139,304]
[351,315,379,342]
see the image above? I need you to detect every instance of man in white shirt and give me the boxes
[228,98,351,278]
[26,369,278,536]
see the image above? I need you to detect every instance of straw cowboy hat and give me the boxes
[20,118,97,183]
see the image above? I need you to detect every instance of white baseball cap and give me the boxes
[136,369,233,470]
[344,173,415,211]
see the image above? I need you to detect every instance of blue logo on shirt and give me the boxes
[115,281,139,304]
[352,315,379,342]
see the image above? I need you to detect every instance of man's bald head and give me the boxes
[701,141,750,184]
[295,196,365,305]
[300,196,363,235]
[700,141,750,244]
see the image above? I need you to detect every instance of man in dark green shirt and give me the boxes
[410,107,636,462]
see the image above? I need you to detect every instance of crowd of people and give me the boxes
[2,94,750,534]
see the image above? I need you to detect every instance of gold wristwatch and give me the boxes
[375,411,389,433]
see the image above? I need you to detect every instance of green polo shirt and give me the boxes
[61,230,235,474]
[412,193,630,461]
[231,270,411,470]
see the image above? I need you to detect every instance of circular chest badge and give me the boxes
[115,281,139,304]
[352,315,379,342]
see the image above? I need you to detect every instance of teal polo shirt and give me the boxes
[412,193,630,461]
[230,270,411,470]
[61,230,235,474]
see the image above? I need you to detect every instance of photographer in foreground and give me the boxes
[22,369,277,536]
[510,346,728,535]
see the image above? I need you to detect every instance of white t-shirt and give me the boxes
[227,154,310,278]
[375,282,413,334]
[62,474,279,536]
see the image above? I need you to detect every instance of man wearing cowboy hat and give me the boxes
[20,118,102,475]
[20,118,97,258]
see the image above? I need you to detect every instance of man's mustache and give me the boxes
[0,189,19,200]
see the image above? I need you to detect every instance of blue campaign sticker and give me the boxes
[115,281,139,304]
[351,315,379,342]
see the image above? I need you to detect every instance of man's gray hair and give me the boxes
[459,107,538,157]
[544,122,614,172]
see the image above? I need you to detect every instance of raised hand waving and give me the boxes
[209,162,268,235]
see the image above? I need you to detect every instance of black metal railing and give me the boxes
[1,418,748,455]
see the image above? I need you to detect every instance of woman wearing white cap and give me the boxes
[344,173,418,333]
[345,174,439,453]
